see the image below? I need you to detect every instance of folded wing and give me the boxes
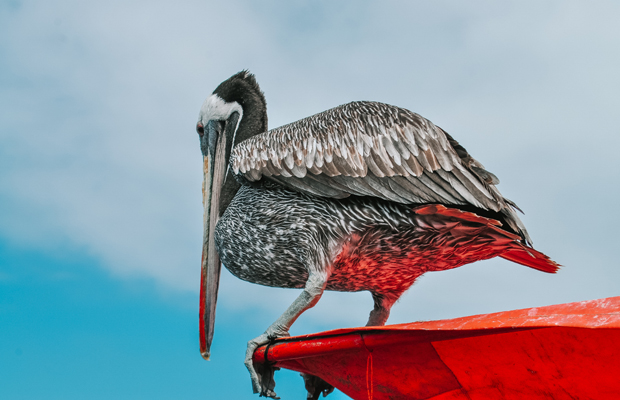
[231,101,530,243]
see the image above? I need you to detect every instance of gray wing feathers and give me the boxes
[232,101,509,213]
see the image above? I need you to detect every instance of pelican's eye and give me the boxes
[196,122,205,136]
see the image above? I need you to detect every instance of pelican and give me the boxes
[196,71,559,398]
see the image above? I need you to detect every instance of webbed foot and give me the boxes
[301,373,334,399]
[244,328,289,398]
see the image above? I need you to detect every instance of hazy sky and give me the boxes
[2,1,620,399]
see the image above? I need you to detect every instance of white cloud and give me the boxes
[1,0,619,322]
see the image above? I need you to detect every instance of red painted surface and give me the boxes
[254,296,620,399]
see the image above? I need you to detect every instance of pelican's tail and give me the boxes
[500,248,560,273]
[414,204,560,274]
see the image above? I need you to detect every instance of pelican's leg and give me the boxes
[366,293,400,326]
[245,270,329,398]
[300,292,400,399]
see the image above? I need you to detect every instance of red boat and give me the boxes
[254,296,620,399]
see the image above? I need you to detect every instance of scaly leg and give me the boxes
[301,292,401,399]
[366,292,400,327]
[245,270,329,398]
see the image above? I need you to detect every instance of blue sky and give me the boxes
[1,1,620,398]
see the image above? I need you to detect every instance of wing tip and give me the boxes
[413,204,502,227]
[501,248,561,274]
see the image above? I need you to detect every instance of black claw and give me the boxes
[301,373,335,400]
[257,361,280,399]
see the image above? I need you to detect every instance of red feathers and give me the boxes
[415,204,560,274]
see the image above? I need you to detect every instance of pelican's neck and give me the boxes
[219,96,267,215]
[233,94,268,147]
[211,70,268,214]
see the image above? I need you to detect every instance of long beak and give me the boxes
[199,122,228,360]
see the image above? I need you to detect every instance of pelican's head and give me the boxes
[196,71,266,360]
